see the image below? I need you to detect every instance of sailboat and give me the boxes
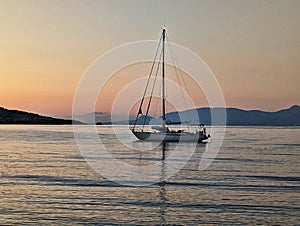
[130,27,210,142]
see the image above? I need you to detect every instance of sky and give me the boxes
[0,0,299,116]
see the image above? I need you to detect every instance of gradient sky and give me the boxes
[0,0,299,116]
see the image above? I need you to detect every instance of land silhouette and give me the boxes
[1,105,299,126]
[0,107,82,125]
[95,105,300,126]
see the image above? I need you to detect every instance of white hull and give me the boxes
[132,131,209,142]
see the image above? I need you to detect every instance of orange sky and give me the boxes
[96,63,209,116]
[0,0,299,116]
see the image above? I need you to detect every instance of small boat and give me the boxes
[130,27,210,143]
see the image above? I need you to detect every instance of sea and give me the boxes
[0,125,299,225]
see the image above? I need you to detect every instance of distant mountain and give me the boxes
[225,105,300,126]
[68,112,127,125]
[65,112,106,124]
[0,107,83,125]
[114,105,300,126]
[166,105,300,126]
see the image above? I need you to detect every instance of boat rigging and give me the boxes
[130,27,210,143]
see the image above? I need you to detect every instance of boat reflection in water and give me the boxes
[152,142,206,224]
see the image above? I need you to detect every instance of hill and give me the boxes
[112,105,300,126]
[0,107,83,125]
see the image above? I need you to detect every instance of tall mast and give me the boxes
[162,27,166,125]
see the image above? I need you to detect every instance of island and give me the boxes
[0,107,83,125]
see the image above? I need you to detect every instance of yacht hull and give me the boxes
[132,131,209,143]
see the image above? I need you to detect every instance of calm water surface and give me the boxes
[0,125,299,224]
